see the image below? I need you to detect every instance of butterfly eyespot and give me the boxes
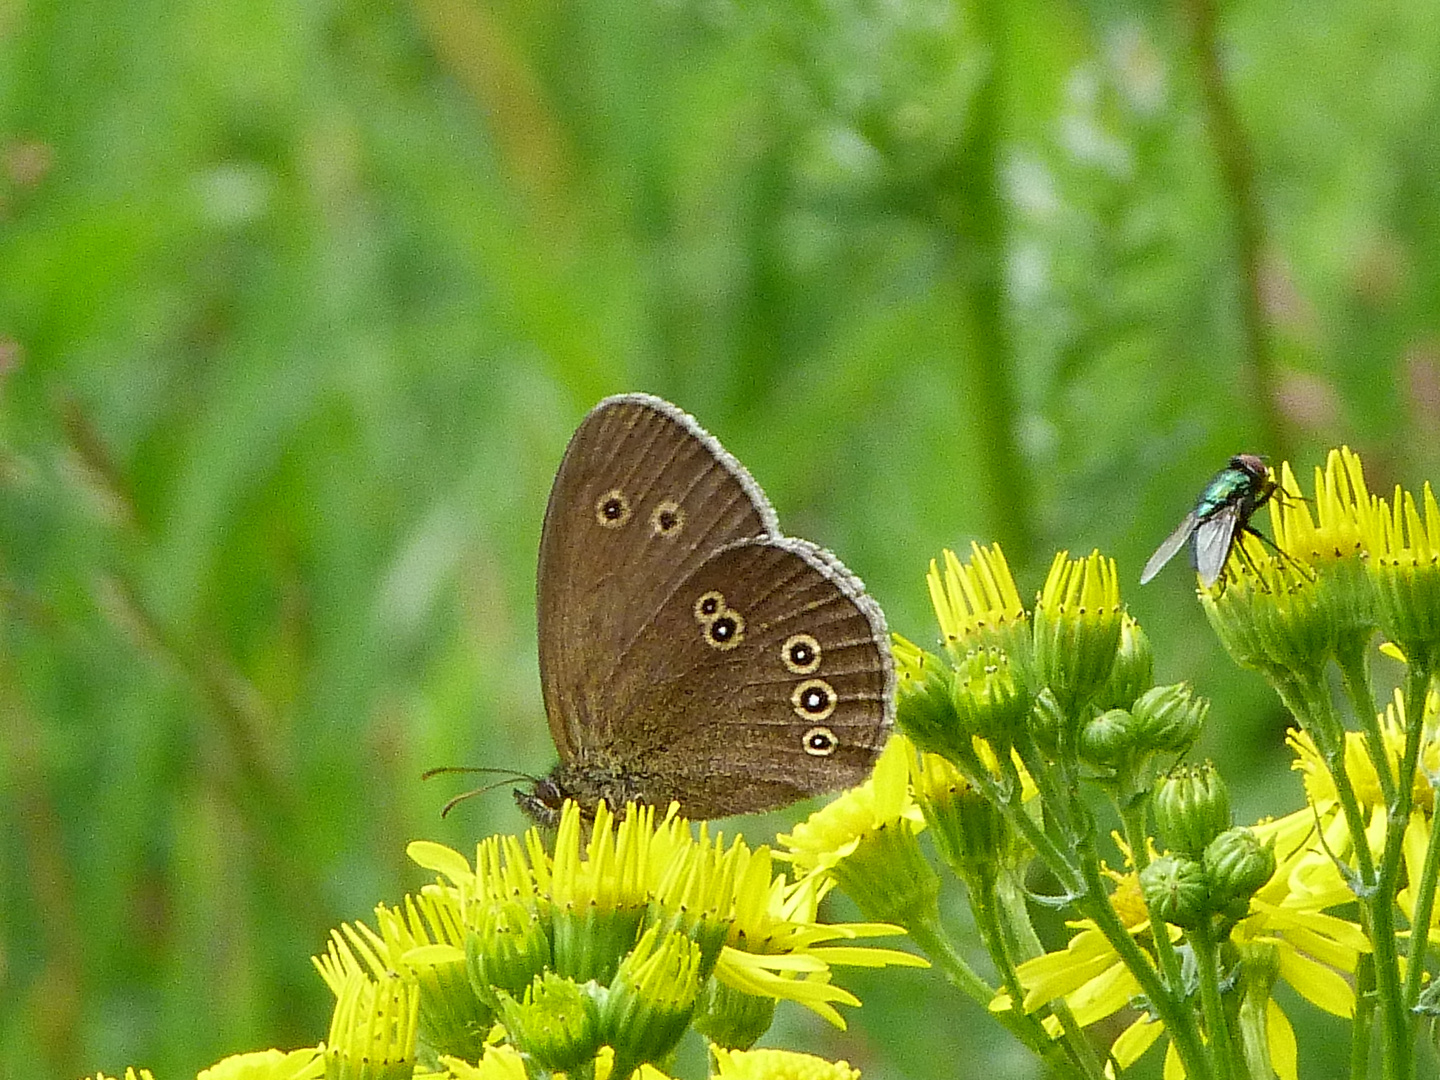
[791,678,836,721]
[802,726,838,757]
[595,489,632,527]
[705,612,744,650]
[693,590,725,623]
[781,633,821,675]
[651,499,685,537]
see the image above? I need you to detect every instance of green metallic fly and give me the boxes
[1140,454,1279,588]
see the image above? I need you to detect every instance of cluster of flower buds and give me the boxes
[897,547,1210,797]
[1141,765,1276,929]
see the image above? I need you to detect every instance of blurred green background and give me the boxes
[2,0,1437,1077]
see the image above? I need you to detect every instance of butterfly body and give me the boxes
[1140,453,1277,588]
[522,394,894,824]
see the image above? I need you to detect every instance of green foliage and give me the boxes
[1,1,1436,1078]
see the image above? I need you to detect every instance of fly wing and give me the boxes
[1140,512,1199,584]
[1192,505,1241,587]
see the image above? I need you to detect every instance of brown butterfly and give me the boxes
[518,393,894,824]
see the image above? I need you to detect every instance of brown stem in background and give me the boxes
[1183,0,1291,463]
[0,653,84,1080]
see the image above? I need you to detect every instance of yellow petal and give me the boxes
[1065,961,1143,1027]
[1278,948,1355,1017]
[1110,1014,1164,1069]
[1268,1000,1299,1080]
[407,841,473,885]
[1163,1039,1186,1080]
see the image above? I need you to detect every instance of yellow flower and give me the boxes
[400,798,916,1058]
[712,1047,861,1080]
[81,1072,157,1080]
[323,962,420,1080]
[778,734,921,877]
[1267,447,1372,570]
[434,1044,528,1080]
[434,1044,672,1080]
[999,821,1364,1080]
[196,1049,326,1080]
[926,543,1029,661]
[1288,688,1440,925]
[714,848,926,1029]
[1365,480,1440,665]
[1032,550,1123,713]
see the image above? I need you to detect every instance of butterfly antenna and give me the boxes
[422,764,540,782]
[423,765,543,818]
[438,778,525,818]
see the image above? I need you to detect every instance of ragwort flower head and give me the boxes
[392,798,917,1072]
[1200,537,1334,680]
[927,543,1031,668]
[1365,480,1440,667]
[1288,687,1440,926]
[1268,448,1375,646]
[780,735,938,929]
[1032,550,1123,715]
[712,1047,861,1080]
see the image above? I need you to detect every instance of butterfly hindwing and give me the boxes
[582,536,894,818]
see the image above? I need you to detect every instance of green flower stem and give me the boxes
[1117,796,1187,1004]
[1073,844,1213,1080]
[1279,673,1406,1080]
[1403,776,1440,1008]
[1190,923,1236,1080]
[996,872,1045,958]
[969,881,1105,1080]
[1012,731,1076,838]
[1336,641,1396,806]
[1276,675,1379,891]
[1368,664,1432,1077]
[905,910,1082,1077]
[1236,945,1279,1080]
[960,750,1084,899]
[994,873,1102,1080]
[1352,949,1376,1080]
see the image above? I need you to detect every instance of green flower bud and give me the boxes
[830,819,940,930]
[1027,686,1068,760]
[895,648,966,762]
[467,900,552,1011]
[1131,683,1209,756]
[1204,827,1276,919]
[1032,551,1124,715]
[600,928,702,1079]
[1201,558,1335,680]
[1078,708,1138,773]
[550,900,646,987]
[1368,484,1440,669]
[950,645,1031,752]
[691,976,777,1051]
[1139,854,1211,930]
[1152,762,1232,858]
[914,757,1007,890]
[1095,614,1153,712]
[496,973,602,1075]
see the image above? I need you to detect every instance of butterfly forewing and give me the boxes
[590,536,894,818]
[537,395,778,760]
